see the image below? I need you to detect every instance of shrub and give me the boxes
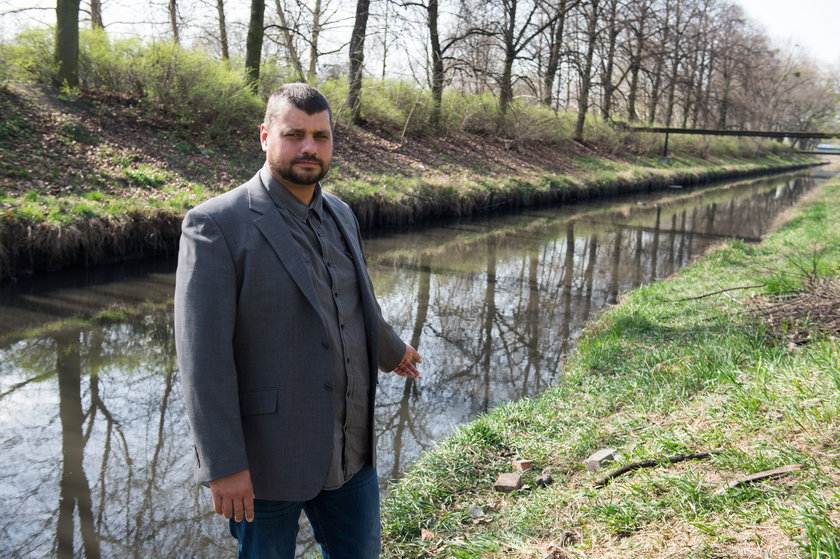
[130,40,262,136]
[0,28,55,84]
[4,27,262,138]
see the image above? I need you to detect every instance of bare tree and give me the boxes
[494,0,560,122]
[624,0,655,122]
[89,0,103,29]
[169,0,179,44]
[539,0,576,108]
[573,0,600,140]
[597,0,625,120]
[661,0,694,126]
[272,0,306,81]
[308,0,322,77]
[216,0,229,59]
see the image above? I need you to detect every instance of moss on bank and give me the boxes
[380,174,840,557]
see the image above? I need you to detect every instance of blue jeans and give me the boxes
[228,465,381,559]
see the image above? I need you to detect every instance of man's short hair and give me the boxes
[264,83,332,130]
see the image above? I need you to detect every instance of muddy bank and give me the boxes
[0,161,822,281]
[347,162,820,228]
[0,211,181,281]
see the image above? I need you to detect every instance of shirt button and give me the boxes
[323,383,333,392]
[321,341,329,349]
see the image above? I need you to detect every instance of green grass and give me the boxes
[381,177,840,558]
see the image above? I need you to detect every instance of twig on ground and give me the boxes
[672,284,766,302]
[593,451,719,488]
[713,464,805,495]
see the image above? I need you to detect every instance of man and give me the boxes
[174,83,421,558]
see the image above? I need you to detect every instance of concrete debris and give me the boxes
[584,448,617,472]
[493,472,522,492]
[512,459,534,472]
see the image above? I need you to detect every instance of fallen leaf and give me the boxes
[420,528,435,542]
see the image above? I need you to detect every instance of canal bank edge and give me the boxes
[0,156,823,282]
[379,168,840,557]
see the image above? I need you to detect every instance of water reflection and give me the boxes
[0,172,824,557]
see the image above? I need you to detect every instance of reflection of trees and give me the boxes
[1,309,228,558]
[607,227,623,305]
[479,238,497,413]
[651,205,662,281]
[376,254,431,482]
[375,175,818,476]
[56,328,100,559]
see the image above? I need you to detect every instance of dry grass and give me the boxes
[751,277,840,346]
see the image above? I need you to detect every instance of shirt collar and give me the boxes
[260,164,324,222]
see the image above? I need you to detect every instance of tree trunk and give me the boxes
[217,0,230,60]
[55,0,81,88]
[274,0,305,81]
[599,0,620,120]
[574,0,599,141]
[626,36,643,121]
[541,1,568,108]
[647,55,663,123]
[717,70,732,129]
[90,0,103,29]
[664,56,680,126]
[428,0,444,128]
[245,0,266,92]
[497,0,518,123]
[347,0,371,124]
[308,0,322,78]
[169,0,179,44]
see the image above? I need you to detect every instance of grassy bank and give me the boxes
[380,174,840,557]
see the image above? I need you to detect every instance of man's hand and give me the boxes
[209,469,255,522]
[393,342,422,378]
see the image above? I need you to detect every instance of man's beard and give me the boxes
[270,156,329,187]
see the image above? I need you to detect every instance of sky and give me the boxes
[735,0,840,68]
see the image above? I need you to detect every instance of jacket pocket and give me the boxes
[238,389,278,416]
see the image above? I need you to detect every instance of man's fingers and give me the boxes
[233,499,244,523]
[394,361,420,377]
[245,495,255,522]
[209,469,253,521]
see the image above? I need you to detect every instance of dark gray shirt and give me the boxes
[260,166,371,490]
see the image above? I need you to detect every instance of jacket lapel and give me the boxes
[246,175,321,312]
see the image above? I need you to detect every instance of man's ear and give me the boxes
[259,123,269,151]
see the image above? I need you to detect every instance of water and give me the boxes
[0,171,826,557]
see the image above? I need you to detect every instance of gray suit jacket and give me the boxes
[174,171,405,501]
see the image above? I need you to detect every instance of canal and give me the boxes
[0,169,828,557]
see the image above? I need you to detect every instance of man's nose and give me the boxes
[300,135,317,154]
